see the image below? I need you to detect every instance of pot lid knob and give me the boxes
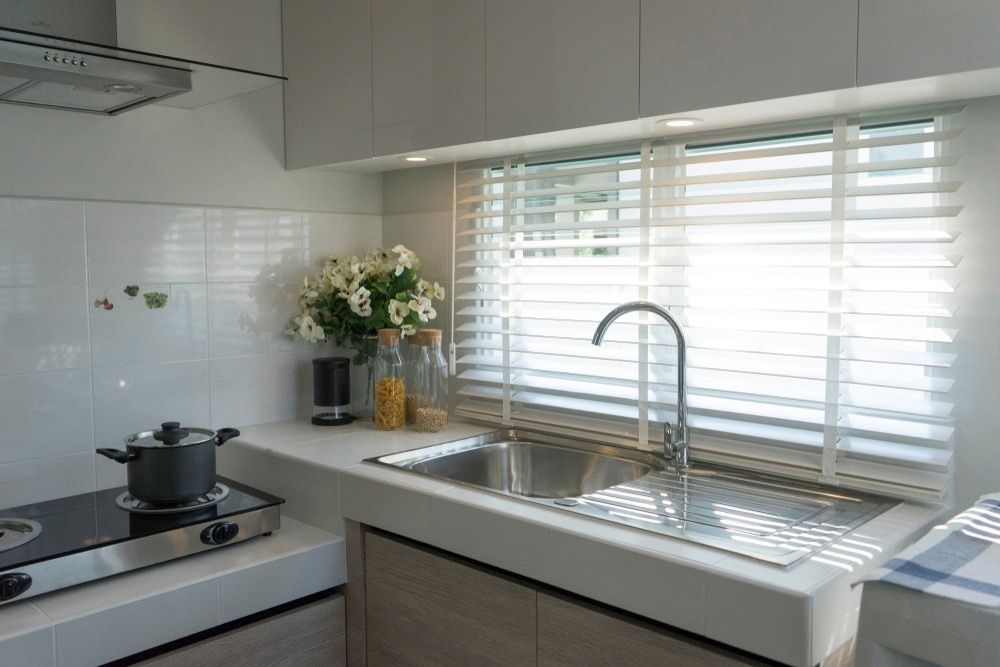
[153,421,189,445]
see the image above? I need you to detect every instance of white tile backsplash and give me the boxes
[0,369,93,465]
[0,195,379,507]
[0,198,85,287]
[0,451,96,508]
[209,352,310,427]
[92,361,212,450]
[86,202,207,285]
[0,286,90,375]
[207,282,303,357]
[206,208,304,283]
[89,283,209,366]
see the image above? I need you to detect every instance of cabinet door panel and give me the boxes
[283,0,372,168]
[859,0,1000,85]
[538,592,767,667]
[365,532,535,667]
[372,0,485,155]
[640,0,857,118]
[485,0,640,139]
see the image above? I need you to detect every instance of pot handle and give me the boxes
[96,448,135,464]
[214,428,241,447]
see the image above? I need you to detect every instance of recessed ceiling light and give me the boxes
[403,156,429,162]
[657,117,702,128]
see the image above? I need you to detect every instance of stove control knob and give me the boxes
[0,573,32,601]
[201,521,240,545]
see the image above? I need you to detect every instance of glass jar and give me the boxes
[403,330,425,425]
[373,328,405,430]
[413,329,449,432]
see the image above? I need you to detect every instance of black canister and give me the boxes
[312,357,355,426]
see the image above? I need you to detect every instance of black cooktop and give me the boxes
[0,477,283,571]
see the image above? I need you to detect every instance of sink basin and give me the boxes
[368,429,899,566]
[406,440,659,498]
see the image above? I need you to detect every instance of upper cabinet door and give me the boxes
[372,0,486,156]
[485,0,640,140]
[640,0,858,118]
[859,0,1000,86]
[282,0,373,169]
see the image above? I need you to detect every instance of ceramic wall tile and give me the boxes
[89,284,208,366]
[0,369,93,465]
[0,451,95,508]
[47,580,219,667]
[92,360,211,451]
[206,209,304,283]
[0,198,86,287]
[0,287,89,375]
[209,352,309,427]
[207,282,302,357]
[302,211,382,269]
[86,202,206,285]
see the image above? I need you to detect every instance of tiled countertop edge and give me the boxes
[0,517,344,666]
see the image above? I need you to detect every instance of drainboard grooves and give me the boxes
[580,470,830,537]
[622,475,827,520]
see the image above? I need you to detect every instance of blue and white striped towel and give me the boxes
[861,492,1000,607]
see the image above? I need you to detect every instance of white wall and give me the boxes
[380,97,1000,512]
[950,96,1000,511]
[0,2,383,507]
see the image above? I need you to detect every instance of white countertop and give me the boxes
[0,517,344,666]
[221,418,947,667]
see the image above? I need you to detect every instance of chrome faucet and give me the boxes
[591,301,690,470]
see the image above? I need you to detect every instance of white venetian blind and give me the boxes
[452,110,961,501]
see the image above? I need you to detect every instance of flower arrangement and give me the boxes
[287,245,445,364]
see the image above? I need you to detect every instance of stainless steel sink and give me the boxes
[405,439,659,498]
[368,429,899,566]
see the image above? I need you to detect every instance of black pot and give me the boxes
[97,422,240,505]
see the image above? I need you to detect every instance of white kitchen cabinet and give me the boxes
[282,0,373,168]
[485,0,640,140]
[858,0,1000,86]
[372,0,486,156]
[640,0,857,118]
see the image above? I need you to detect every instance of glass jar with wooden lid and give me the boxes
[373,328,405,430]
[412,329,448,432]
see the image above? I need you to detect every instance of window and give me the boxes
[452,110,960,501]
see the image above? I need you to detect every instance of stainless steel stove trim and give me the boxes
[0,505,280,605]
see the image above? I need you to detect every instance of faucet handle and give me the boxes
[663,421,678,460]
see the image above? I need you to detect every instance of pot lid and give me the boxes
[125,421,215,448]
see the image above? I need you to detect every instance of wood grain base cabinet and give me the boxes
[348,524,780,667]
[364,531,535,666]
[135,594,346,667]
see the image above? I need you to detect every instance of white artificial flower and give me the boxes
[400,324,416,337]
[414,279,432,297]
[394,252,413,276]
[388,299,410,325]
[432,281,445,300]
[301,276,318,300]
[348,286,373,317]
[295,315,326,343]
[391,244,416,276]
[408,296,436,323]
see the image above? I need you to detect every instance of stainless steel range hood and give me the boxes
[0,34,192,114]
[0,2,284,115]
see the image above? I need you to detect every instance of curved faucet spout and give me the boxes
[591,301,690,470]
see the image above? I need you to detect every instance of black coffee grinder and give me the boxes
[311,357,355,426]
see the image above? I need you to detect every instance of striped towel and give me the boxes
[861,492,1000,607]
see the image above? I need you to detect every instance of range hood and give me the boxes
[0,5,284,115]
